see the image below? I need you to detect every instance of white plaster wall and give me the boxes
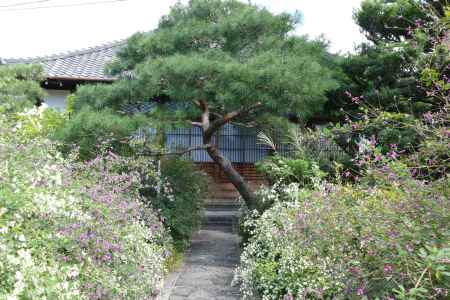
[44,89,70,111]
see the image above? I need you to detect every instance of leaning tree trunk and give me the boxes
[203,134,257,209]
[195,100,262,210]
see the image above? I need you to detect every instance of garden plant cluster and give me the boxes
[0,0,448,299]
[236,1,449,299]
[0,66,205,299]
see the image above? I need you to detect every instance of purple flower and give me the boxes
[406,26,414,36]
[384,264,393,274]
[352,96,362,104]
[388,172,397,180]
[283,292,294,300]
[387,150,399,160]
[423,111,434,123]
[357,287,365,296]
[415,19,424,28]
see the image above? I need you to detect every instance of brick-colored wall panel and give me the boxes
[195,163,267,200]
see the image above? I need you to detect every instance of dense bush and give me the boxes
[256,128,350,187]
[54,108,146,160]
[0,65,45,114]
[237,2,449,298]
[333,111,422,155]
[0,103,171,299]
[139,157,207,250]
[256,155,321,187]
[236,162,449,299]
[13,104,67,141]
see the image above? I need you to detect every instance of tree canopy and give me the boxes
[0,64,45,114]
[72,0,339,208]
[323,0,449,123]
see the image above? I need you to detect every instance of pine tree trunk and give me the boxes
[198,100,261,210]
[204,136,257,209]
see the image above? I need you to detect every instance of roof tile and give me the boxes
[4,41,125,81]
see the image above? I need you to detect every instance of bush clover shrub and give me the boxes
[236,164,449,299]
[0,111,172,299]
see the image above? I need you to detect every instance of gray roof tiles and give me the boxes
[4,40,125,81]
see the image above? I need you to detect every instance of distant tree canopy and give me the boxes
[323,0,449,122]
[327,0,449,158]
[71,0,339,208]
[0,64,45,114]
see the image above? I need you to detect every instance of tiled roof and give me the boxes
[4,41,125,81]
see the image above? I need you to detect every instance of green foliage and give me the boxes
[256,128,347,187]
[323,0,449,123]
[140,158,207,250]
[327,44,427,116]
[14,107,68,142]
[238,3,450,299]
[0,64,45,114]
[54,108,146,160]
[356,0,428,44]
[334,111,422,154]
[76,0,338,127]
[65,94,76,115]
[237,166,450,299]
[0,113,171,299]
[68,0,339,207]
[72,81,148,112]
[256,156,322,187]
[328,0,449,161]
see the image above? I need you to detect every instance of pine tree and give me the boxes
[73,0,338,209]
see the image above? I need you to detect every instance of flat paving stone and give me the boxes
[162,222,241,300]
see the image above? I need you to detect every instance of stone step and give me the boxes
[204,198,239,207]
[203,209,238,226]
[204,203,240,211]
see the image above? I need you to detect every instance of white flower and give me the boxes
[68,266,79,279]
[17,249,33,267]
[0,226,9,234]
[13,271,25,295]
[0,207,7,216]
[17,234,26,242]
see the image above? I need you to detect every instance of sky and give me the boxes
[0,0,366,58]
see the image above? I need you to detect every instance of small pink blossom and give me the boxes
[384,264,393,274]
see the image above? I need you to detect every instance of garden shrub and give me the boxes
[54,87,207,252]
[256,156,319,187]
[333,111,422,156]
[253,128,342,214]
[0,64,45,114]
[54,107,146,160]
[139,157,207,250]
[13,104,67,141]
[236,165,449,299]
[256,128,348,188]
[0,111,172,299]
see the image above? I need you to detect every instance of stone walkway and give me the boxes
[161,210,241,299]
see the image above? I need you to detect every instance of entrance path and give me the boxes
[161,209,241,300]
